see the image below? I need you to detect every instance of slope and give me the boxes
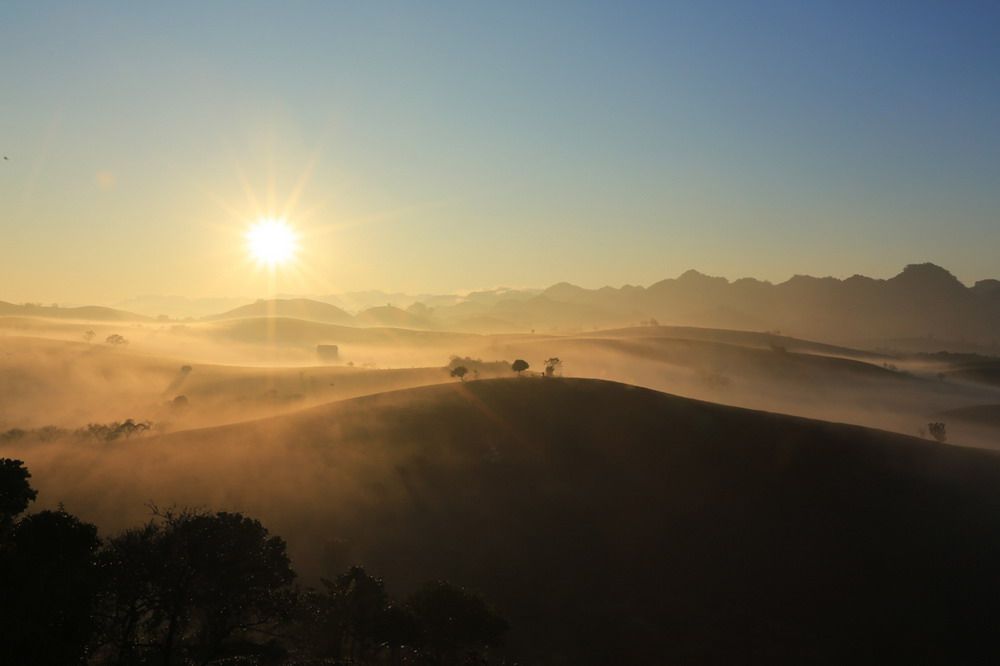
[9,378,1000,664]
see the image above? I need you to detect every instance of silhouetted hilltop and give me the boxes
[203,298,354,324]
[8,264,1000,347]
[16,378,1000,663]
[973,279,1000,297]
[355,304,437,329]
[0,301,148,321]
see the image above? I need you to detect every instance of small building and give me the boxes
[316,344,340,362]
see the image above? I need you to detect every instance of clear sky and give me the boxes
[2,1,999,304]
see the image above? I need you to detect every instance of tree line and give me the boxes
[448,357,562,382]
[0,459,508,666]
[1,419,155,444]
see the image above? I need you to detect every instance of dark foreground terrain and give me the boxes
[7,378,1000,664]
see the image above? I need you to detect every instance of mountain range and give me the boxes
[7,264,1000,349]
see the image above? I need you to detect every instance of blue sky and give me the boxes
[2,1,999,302]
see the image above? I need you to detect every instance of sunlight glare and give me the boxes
[246,218,298,266]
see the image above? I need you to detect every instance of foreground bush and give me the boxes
[0,458,508,666]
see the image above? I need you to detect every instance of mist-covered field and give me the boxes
[4,302,1000,663]
[5,306,999,446]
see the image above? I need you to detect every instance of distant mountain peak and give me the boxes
[892,263,965,289]
[972,279,1000,296]
[677,269,728,285]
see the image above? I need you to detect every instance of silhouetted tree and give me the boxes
[928,422,947,443]
[0,462,516,666]
[0,458,37,531]
[0,509,101,666]
[106,334,128,346]
[83,329,96,342]
[97,508,295,665]
[407,580,508,666]
[511,359,529,376]
[543,357,562,377]
[325,566,390,663]
[93,522,161,665]
[0,428,27,443]
[379,604,420,666]
[83,419,154,441]
[450,366,469,382]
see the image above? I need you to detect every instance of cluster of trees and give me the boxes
[0,459,508,666]
[448,358,563,381]
[84,419,154,441]
[916,422,948,443]
[448,356,562,382]
[78,331,129,345]
[511,358,562,377]
[0,419,155,444]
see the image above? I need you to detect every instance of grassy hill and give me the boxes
[201,316,476,347]
[488,333,1000,441]
[944,359,1000,387]
[0,301,148,321]
[591,324,888,360]
[355,304,437,329]
[10,378,1000,663]
[202,298,355,325]
[941,403,1000,428]
[0,335,452,430]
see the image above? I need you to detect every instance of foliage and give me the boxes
[106,333,128,346]
[0,509,101,665]
[96,507,296,665]
[83,419,153,441]
[0,458,37,529]
[543,357,562,377]
[0,462,508,666]
[447,356,506,376]
[511,359,529,375]
[928,422,947,443]
[0,427,27,443]
[407,580,508,665]
[450,366,469,381]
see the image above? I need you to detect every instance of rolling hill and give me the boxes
[0,301,148,321]
[201,298,355,325]
[355,304,437,329]
[11,378,1000,664]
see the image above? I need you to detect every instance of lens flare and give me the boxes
[246,218,298,266]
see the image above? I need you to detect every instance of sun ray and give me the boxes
[246,218,298,267]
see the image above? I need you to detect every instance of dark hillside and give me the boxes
[10,378,1000,663]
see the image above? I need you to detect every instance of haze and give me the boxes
[4,3,1000,665]
[3,2,1000,304]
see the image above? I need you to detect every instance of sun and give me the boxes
[246,218,298,266]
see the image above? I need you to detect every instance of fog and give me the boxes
[6,312,1000,663]
[5,314,1000,566]
[5,313,999,442]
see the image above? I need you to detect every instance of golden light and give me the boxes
[246,218,298,266]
